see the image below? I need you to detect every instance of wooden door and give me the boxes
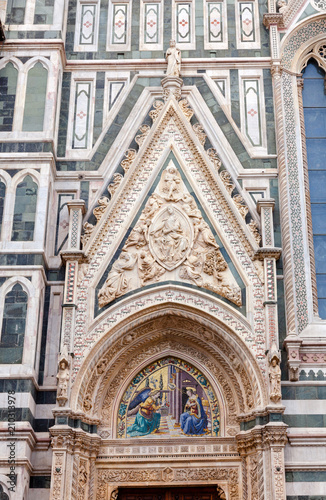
[118,486,221,500]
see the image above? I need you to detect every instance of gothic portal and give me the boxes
[1,0,326,499]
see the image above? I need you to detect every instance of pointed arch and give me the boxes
[22,61,48,132]
[11,174,38,241]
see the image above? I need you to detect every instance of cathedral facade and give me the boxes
[0,0,326,498]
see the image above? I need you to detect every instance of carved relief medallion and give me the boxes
[98,162,242,308]
[149,205,193,271]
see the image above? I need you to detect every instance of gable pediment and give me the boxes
[80,95,262,314]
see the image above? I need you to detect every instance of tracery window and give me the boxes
[0,284,27,364]
[0,62,18,132]
[11,175,38,241]
[22,62,48,131]
[303,59,326,319]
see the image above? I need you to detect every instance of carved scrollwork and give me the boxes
[121,148,137,173]
[207,148,222,171]
[220,170,235,195]
[233,194,249,220]
[93,196,110,223]
[193,122,206,147]
[135,124,151,147]
[81,221,94,247]
[149,100,165,122]
[179,99,194,121]
[108,173,123,198]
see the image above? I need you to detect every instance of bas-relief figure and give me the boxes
[98,163,242,308]
[117,357,220,439]
[166,40,181,78]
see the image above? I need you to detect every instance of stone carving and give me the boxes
[51,452,64,500]
[277,0,288,14]
[97,467,239,500]
[233,194,248,219]
[220,170,235,195]
[93,196,110,222]
[98,163,241,307]
[77,459,88,500]
[121,149,137,173]
[149,206,192,270]
[166,39,181,77]
[108,173,123,198]
[207,148,222,171]
[138,250,165,285]
[111,488,119,500]
[98,252,138,308]
[193,122,206,146]
[149,100,165,122]
[78,263,88,284]
[268,343,282,404]
[56,352,70,407]
[248,220,261,245]
[81,221,94,247]
[216,485,226,499]
[179,99,194,121]
[135,124,151,147]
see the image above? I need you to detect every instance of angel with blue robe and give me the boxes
[127,389,161,437]
[180,387,208,435]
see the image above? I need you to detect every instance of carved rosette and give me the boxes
[98,163,242,308]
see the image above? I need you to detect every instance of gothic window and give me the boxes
[0,284,28,364]
[6,0,26,24]
[34,0,55,24]
[0,62,18,132]
[11,175,38,241]
[303,60,326,319]
[0,178,6,238]
[22,62,48,131]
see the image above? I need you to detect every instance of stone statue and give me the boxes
[56,354,70,406]
[166,40,181,77]
[268,343,282,404]
[98,252,137,307]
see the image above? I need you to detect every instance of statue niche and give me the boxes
[98,162,242,308]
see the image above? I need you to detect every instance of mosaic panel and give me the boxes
[207,2,223,43]
[79,4,97,45]
[73,82,91,149]
[112,4,128,44]
[239,2,255,43]
[117,357,220,439]
[243,79,261,147]
[144,3,160,44]
[176,3,191,43]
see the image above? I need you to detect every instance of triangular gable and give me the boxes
[80,95,261,315]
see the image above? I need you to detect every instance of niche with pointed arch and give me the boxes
[117,356,220,439]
